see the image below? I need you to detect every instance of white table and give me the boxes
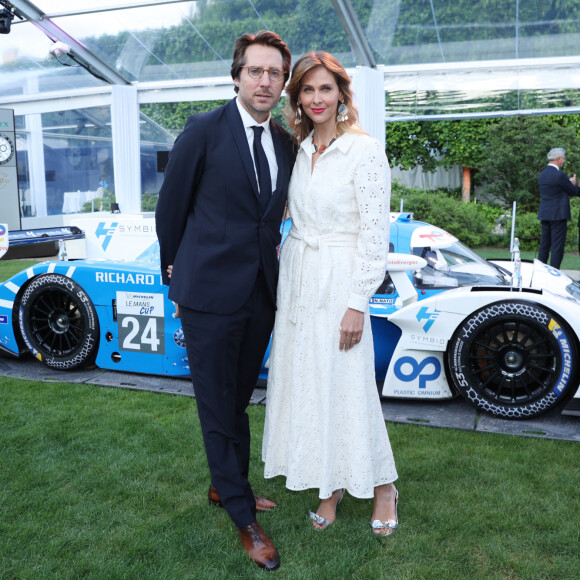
[62,190,100,214]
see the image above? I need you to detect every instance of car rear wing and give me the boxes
[387,253,427,308]
[1,223,85,260]
[8,226,85,246]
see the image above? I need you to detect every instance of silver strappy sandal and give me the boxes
[309,488,345,530]
[370,489,399,536]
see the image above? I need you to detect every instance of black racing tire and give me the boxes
[18,273,100,370]
[447,300,577,418]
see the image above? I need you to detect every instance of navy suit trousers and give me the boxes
[179,271,275,528]
[538,219,568,269]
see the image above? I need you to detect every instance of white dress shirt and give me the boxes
[236,97,278,193]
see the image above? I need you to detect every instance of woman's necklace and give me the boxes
[312,137,336,154]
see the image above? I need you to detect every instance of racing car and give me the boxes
[1,213,579,419]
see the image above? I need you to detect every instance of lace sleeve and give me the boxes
[347,137,391,312]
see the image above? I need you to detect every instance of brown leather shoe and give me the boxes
[208,484,278,513]
[238,521,280,571]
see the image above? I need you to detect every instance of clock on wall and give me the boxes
[0,133,14,165]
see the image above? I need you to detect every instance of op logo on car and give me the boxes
[394,356,441,389]
[416,306,440,332]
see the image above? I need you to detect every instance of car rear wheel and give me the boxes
[19,273,99,370]
[447,301,577,418]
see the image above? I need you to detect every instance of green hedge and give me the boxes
[392,182,580,251]
[391,182,504,247]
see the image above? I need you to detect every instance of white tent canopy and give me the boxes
[2,0,580,225]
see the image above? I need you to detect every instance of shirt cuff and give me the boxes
[347,292,369,313]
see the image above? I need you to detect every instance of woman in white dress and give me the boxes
[262,52,399,536]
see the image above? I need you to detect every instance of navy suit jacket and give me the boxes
[155,99,295,314]
[537,165,579,221]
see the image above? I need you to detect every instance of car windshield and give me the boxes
[565,281,580,301]
[135,240,160,264]
[412,240,509,289]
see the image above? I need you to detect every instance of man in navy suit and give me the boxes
[537,147,579,269]
[155,31,294,571]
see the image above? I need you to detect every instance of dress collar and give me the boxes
[300,130,357,155]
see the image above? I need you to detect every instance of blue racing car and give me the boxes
[1,213,579,419]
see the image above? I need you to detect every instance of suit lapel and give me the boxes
[226,99,260,198]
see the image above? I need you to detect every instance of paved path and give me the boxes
[561,269,580,281]
[1,355,578,442]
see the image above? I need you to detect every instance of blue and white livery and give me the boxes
[1,213,579,420]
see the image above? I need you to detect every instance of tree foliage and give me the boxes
[433,120,490,169]
[141,101,228,136]
[387,114,580,212]
[385,121,440,171]
[478,115,580,212]
[385,119,490,174]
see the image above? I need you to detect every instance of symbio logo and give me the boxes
[95,222,119,250]
[0,122,9,128]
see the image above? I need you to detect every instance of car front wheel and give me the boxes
[19,273,100,370]
[447,301,577,418]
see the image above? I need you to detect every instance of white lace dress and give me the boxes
[262,131,398,499]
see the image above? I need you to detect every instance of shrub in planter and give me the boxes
[391,183,502,247]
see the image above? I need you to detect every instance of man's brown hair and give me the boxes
[231,30,291,93]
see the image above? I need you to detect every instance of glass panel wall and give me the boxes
[6,0,580,227]
[359,0,580,66]
[139,106,179,211]
[14,106,115,218]
[17,1,357,85]
[384,62,580,119]
[1,18,107,99]
[14,128,31,217]
[138,100,235,212]
[42,106,114,215]
[137,95,291,212]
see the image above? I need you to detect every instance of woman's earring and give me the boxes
[295,104,302,125]
[337,100,348,123]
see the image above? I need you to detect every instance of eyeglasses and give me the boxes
[242,66,285,82]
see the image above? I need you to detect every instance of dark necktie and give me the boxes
[252,126,272,212]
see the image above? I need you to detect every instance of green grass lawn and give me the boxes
[0,259,43,280]
[1,379,579,579]
[0,258,578,578]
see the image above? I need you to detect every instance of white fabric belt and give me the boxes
[287,228,358,324]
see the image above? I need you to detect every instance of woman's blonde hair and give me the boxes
[284,51,365,141]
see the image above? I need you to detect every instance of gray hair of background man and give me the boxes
[547,147,566,161]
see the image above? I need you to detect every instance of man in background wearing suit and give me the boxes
[155,31,294,571]
[537,147,579,269]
